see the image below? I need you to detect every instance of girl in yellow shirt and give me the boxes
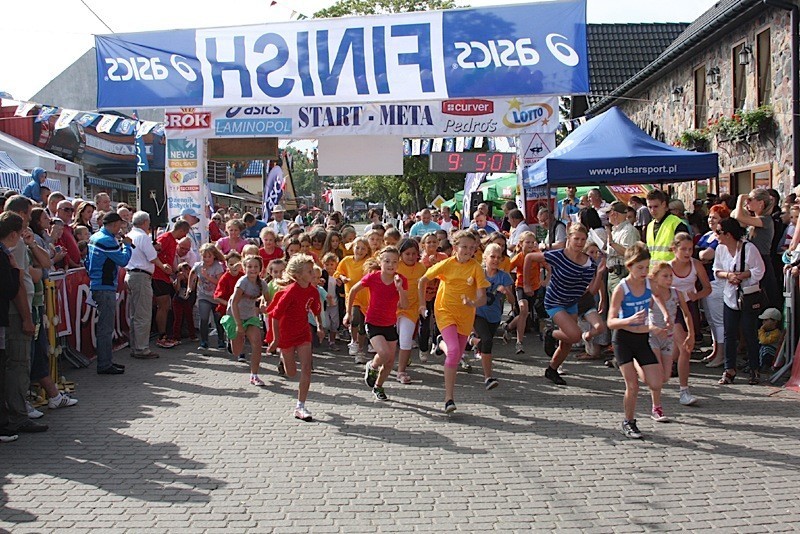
[418,231,489,413]
[335,237,370,362]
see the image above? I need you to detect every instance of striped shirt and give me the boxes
[543,249,597,309]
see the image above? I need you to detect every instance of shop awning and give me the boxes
[0,131,82,180]
[87,175,137,192]
[0,151,60,191]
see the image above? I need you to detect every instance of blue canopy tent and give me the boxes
[523,107,719,188]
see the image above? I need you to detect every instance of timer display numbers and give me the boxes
[429,152,518,173]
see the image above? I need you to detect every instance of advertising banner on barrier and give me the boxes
[53,269,130,359]
[162,97,557,140]
[165,135,209,240]
[95,1,588,108]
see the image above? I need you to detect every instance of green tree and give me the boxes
[315,0,457,18]
[315,0,465,212]
[285,147,316,200]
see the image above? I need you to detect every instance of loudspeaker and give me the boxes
[139,171,169,228]
[469,191,484,212]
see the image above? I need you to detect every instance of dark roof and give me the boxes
[589,0,765,114]
[586,23,690,108]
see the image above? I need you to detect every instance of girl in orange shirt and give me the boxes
[395,239,427,384]
[419,232,449,361]
[335,237,371,362]
[507,231,541,354]
[418,231,489,413]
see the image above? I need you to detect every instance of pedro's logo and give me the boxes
[503,98,553,129]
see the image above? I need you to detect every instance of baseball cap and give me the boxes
[179,208,199,218]
[609,201,628,214]
[102,212,123,225]
[758,308,782,322]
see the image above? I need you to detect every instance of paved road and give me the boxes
[2,335,799,532]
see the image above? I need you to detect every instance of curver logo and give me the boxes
[442,99,494,116]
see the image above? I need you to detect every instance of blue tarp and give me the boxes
[523,107,719,188]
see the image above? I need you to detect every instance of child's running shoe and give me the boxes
[250,375,266,387]
[373,386,388,401]
[458,355,472,373]
[444,399,457,413]
[364,362,378,388]
[294,406,313,422]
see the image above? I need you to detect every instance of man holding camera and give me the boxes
[85,213,133,375]
[557,186,581,224]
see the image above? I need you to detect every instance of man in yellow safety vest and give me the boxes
[645,189,690,261]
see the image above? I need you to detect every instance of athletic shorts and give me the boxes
[473,315,500,355]
[152,279,174,298]
[546,302,578,319]
[515,287,536,310]
[612,329,659,367]
[366,323,398,342]
[577,292,597,317]
[649,333,674,355]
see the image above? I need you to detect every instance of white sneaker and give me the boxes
[348,342,358,356]
[294,406,312,422]
[48,393,78,409]
[26,402,44,419]
[354,353,368,364]
[679,389,697,406]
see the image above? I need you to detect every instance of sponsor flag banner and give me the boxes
[76,112,101,127]
[411,139,421,156]
[95,114,119,133]
[55,109,80,130]
[95,1,588,108]
[403,139,412,156]
[462,172,487,228]
[474,136,484,149]
[432,138,444,152]
[137,120,158,135]
[15,101,36,117]
[114,118,137,135]
[421,138,432,155]
[455,137,465,153]
[36,106,58,123]
[444,138,455,152]
[464,137,474,151]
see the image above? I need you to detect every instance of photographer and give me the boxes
[557,186,580,224]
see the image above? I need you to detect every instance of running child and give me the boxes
[171,262,196,342]
[418,231,489,413]
[344,247,408,401]
[189,243,226,350]
[259,228,283,276]
[395,239,426,384]
[475,243,516,390]
[648,261,691,420]
[668,233,708,406]
[335,237,371,362]
[267,254,324,421]
[213,251,244,358]
[321,252,343,349]
[322,231,344,260]
[221,255,268,386]
[419,232,449,361]
[507,231,540,354]
[607,243,665,439]
[264,258,286,358]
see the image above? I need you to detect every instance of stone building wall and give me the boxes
[617,7,794,198]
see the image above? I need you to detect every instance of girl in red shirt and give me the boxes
[344,247,408,402]
[267,254,324,422]
[213,252,243,315]
[258,228,283,276]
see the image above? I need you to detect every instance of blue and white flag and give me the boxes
[36,106,58,123]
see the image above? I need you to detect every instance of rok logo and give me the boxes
[442,99,494,116]
[166,110,211,129]
[502,99,553,129]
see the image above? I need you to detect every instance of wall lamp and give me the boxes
[738,44,752,66]
[706,66,720,86]
[672,86,684,103]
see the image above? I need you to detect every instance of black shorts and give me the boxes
[152,279,174,297]
[473,315,499,354]
[676,300,698,331]
[365,323,398,342]
[515,287,536,310]
[352,306,367,335]
[612,329,659,367]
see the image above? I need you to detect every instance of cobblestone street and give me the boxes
[2,339,799,532]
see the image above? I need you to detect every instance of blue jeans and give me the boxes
[93,290,117,371]
[723,304,759,372]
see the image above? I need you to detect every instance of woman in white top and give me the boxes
[668,233,711,407]
[713,218,765,385]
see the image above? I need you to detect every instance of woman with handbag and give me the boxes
[713,218,765,385]
[732,188,778,304]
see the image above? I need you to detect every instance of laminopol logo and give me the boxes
[442,99,494,116]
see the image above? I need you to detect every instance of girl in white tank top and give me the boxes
[667,233,712,406]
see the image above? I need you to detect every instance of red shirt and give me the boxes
[209,220,223,242]
[267,282,321,349]
[213,270,243,314]
[259,246,284,267]
[57,224,81,267]
[154,232,177,284]
[361,271,407,327]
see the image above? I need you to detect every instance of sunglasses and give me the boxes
[60,207,75,212]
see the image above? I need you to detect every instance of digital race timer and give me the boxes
[428,152,518,173]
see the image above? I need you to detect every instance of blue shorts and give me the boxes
[545,303,578,318]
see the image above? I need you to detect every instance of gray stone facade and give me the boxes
[615,7,794,198]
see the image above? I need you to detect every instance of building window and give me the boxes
[757,29,772,106]
[733,42,747,111]
[694,66,707,128]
